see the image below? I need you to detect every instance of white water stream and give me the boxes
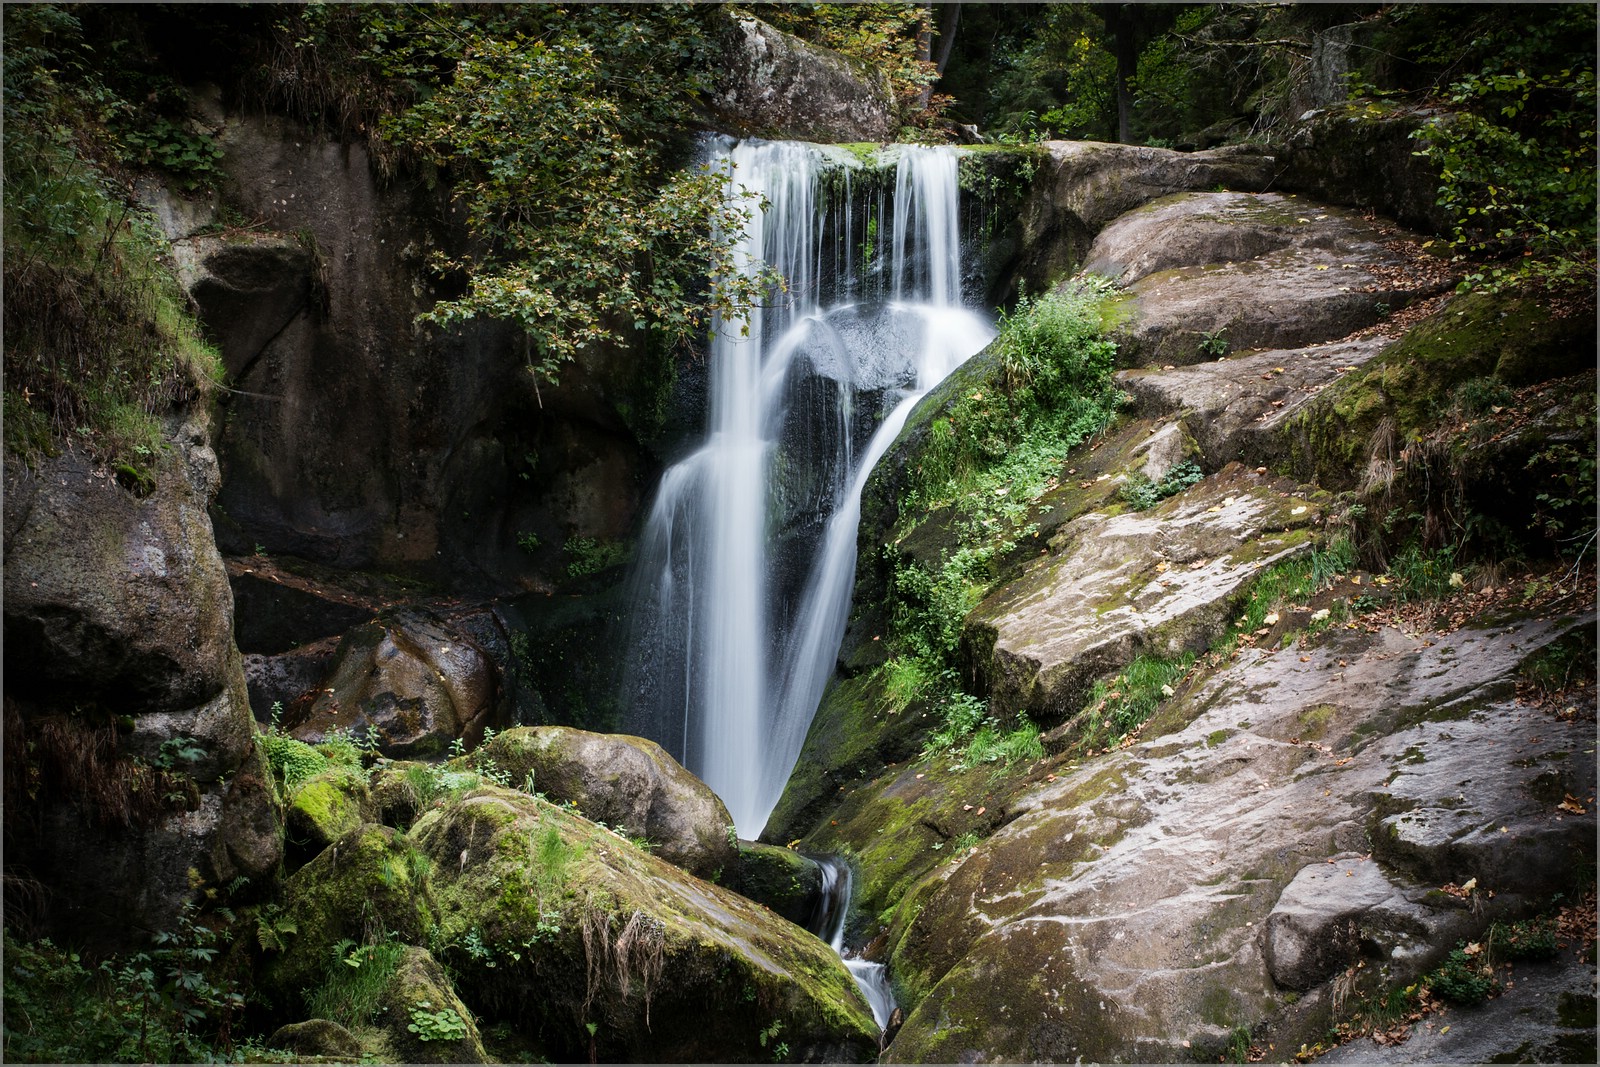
[622,138,993,1026]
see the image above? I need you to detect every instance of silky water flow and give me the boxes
[621,139,994,1028]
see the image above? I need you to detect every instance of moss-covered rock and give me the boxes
[726,841,825,928]
[409,785,878,1062]
[1283,289,1597,492]
[470,726,738,881]
[374,946,488,1064]
[286,765,374,865]
[264,824,439,1006]
[764,669,927,848]
[264,1018,365,1060]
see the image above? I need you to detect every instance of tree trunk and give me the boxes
[934,3,961,77]
[1101,4,1139,144]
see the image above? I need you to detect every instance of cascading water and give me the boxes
[624,140,992,835]
[621,137,993,1025]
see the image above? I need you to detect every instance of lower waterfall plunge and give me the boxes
[621,139,994,1019]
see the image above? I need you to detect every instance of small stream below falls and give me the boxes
[621,138,994,1030]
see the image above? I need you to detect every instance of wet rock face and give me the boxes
[884,614,1595,1063]
[965,463,1323,725]
[155,111,657,589]
[1086,191,1448,367]
[478,726,738,881]
[708,14,895,142]
[2,419,281,946]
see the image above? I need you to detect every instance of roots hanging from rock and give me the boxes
[581,906,666,1028]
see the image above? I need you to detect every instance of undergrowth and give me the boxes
[893,280,1124,770]
[2,5,223,472]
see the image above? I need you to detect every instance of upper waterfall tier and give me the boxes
[621,140,995,837]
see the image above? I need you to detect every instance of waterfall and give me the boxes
[809,856,896,1031]
[622,140,994,837]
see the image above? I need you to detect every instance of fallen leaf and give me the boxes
[1264,611,1281,625]
[1558,794,1588,814]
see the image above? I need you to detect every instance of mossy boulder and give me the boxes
[374,946,488,1064]
[264,824,439,1005]
[1283,289,1598,491]
[287,765,375,864]
[265,1018,364,1060]
[409,786,879,1062]
[726,841,826,928]
[472,725,737,881]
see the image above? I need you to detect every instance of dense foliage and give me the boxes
[885,281,1125,765]
[251,3,778,383]
[933,3,1595,290]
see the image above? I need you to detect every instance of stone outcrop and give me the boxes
[2,414,281,945]
[283,608,503,759]
[143,108,664,592]
[1120,338,1393,469]
[1086,191,1450,366]
[474,726,738,881]
[1001,141,1276,301]
[708,14,896,143]
[1273,102,1454,235]
[965,464,1323,725]
[882,613,1595,1062]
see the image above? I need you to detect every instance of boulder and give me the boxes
[265,1019,364,1060]
[708,14,895,143]
[284,609,499,759]
[475,726,738,881]
[4,428,238,714]
[1083,191,1451,367]
[169,233,316,378]
[286,765,374,864]
[410,787,880,1062]
[2,418,280,945]
[727,840,827,928]
[264,823,440,1003]
[965,464,1324,725]
[1273,102,1454,235]
[374,946,489,1064]
[881,613,1596,1063]
[1262,859,1476,991]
